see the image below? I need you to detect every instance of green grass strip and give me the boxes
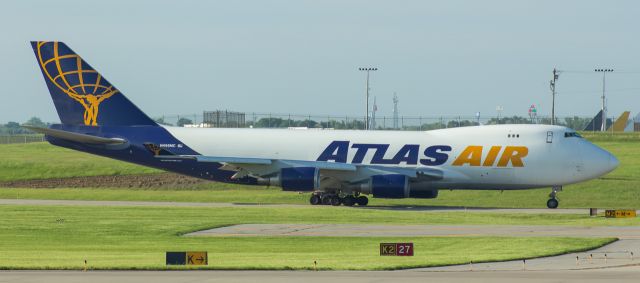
[0,205,616,270]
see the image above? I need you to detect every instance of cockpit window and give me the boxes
[564,132,582,138]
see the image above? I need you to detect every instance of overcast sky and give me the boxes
[1,0,639,123]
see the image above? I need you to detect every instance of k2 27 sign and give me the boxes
[380,243,414,256]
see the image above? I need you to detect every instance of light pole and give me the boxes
[595,68,613,131]
[549,68,560,125]
[359,67,377,130]
[393,93,399,129]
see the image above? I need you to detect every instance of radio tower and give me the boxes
[393,93,399,129]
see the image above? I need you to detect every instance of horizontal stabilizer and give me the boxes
[22,125,127,145]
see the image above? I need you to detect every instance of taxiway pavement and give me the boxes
[2,269,640,283]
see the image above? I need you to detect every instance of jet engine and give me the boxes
[357,174,439,199]
[258,167,320,191]
[358,174,409,198]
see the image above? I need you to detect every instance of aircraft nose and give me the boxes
[583,142,618,177]
[608,152,620,172]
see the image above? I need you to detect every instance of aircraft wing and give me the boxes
[154,153,443,183]
[157,154,356,172]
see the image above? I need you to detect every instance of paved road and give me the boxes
[0,199,632,215]
[1,269,640,283]
[416,239,640,271]
[188,223,640,238]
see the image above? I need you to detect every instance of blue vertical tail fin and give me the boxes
[31,41,157,126]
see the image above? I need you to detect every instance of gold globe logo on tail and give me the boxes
[36,41,118,126]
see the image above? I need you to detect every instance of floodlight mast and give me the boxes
[393,93,399,129]
[359,67,377,130]
[549,68,560,125]
[595,68,613,131]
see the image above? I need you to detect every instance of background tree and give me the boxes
[24,117,46,128]
[154,117,173,126]
[176,118,193,127]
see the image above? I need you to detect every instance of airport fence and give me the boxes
[153,113,626,132]
[0,134,45,144]
[0,113,625,145]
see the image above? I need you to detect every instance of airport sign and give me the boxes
[166,251,208,265]
[605,210,637,218]
[380,243,414,256]
[187,251,208,265]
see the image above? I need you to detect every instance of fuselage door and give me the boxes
[546,131,553,143]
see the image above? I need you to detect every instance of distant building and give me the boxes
[183,123,209,128]
[203,110,246,128]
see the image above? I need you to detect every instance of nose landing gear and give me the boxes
[547,186,562,209]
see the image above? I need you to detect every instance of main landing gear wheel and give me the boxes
[309,194,321,205]
[321,195,332,205]
[330,196,342,206]
[356,196,369,206]
[342,195,356,206]
[547,186,562,209]
[311,193,367,207]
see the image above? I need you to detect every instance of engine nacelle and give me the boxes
[258,167,320,191]
[357,175,439,199]
[362,174,409,198]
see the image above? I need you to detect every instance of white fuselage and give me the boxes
[165,124,618,191]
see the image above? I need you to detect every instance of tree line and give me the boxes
[1,115,595,134]
[243,115,593,130]
[0,117,48,134]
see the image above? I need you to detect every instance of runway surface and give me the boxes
[417,239,640,271]
[2,269,640,283]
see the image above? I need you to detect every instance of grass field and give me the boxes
[0,143,160,182]
[0,135,638,208]
[0,134,636,270]
[0,204,616,270]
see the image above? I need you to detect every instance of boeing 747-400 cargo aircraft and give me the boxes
[26,41,618,208]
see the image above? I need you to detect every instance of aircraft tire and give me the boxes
[342,196,355,206]
[547,198,559,209]
[309,194,321,205]
[321,195,332,205]
[330,196,342,206]
[356,196,369,206]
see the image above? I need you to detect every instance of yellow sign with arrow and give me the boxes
[186,252,208,265]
